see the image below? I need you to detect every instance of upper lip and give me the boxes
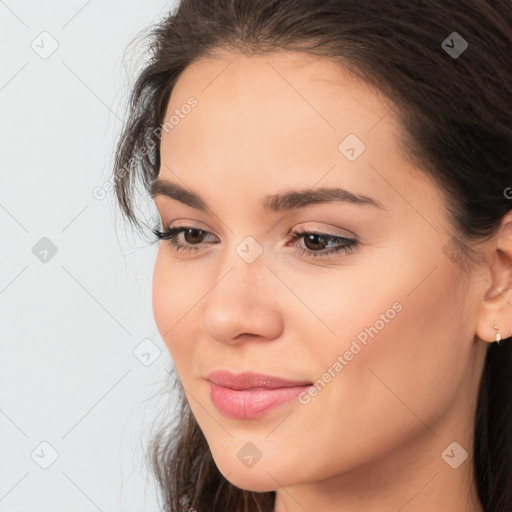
[206,370,312,390]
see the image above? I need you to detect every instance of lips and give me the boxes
[206,370,313,419]
[206,370,312,390]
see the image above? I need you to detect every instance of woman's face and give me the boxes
[151,51,489,503]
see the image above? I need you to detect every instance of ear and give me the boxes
[475,210,512,344]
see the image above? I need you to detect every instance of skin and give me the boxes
[151,50,512,512]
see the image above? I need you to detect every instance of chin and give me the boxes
[211,452,284,493]
[223,471,279,493]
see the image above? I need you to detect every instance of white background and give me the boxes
[1,1,181,510]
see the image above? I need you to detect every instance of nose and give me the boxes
[199,248,284,346]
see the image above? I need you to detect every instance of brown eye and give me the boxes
[287,227,359,259]
[302,233,329,251]
[152,224,359,259]
[182,228,207,244]
[151,225,217,253]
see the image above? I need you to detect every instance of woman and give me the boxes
[112,1,512,511]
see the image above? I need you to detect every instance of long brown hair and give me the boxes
[112,1,512,510]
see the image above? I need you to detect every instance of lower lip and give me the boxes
[208,381,311,419]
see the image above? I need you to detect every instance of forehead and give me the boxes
[163,50,408,163]
[158,50,439,225]
[165,50,400,144]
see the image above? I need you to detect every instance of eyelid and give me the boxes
[153,221,359,252]
[155,199,358,236]
[293,222,356,239]
[158,217,213,232]
[159,218,355,242]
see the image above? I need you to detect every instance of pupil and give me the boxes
[185,229,203,244]
[304,234,325,250]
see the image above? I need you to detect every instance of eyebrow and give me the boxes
[150,178,384,213]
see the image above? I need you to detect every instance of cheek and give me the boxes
[257,256,467,483]
[151,252,171,348]
[151,250,213,384]
[313,251,466,444]
[151,251,194,359]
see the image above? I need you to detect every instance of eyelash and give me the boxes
[151,224,359,259]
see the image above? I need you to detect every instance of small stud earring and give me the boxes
[493,325,501,344]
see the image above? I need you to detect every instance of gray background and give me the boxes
[1,1,181,510]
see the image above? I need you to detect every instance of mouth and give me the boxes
[206,369,313,390]
[206,370,313,419]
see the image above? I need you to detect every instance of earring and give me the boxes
[493,325,502,344]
